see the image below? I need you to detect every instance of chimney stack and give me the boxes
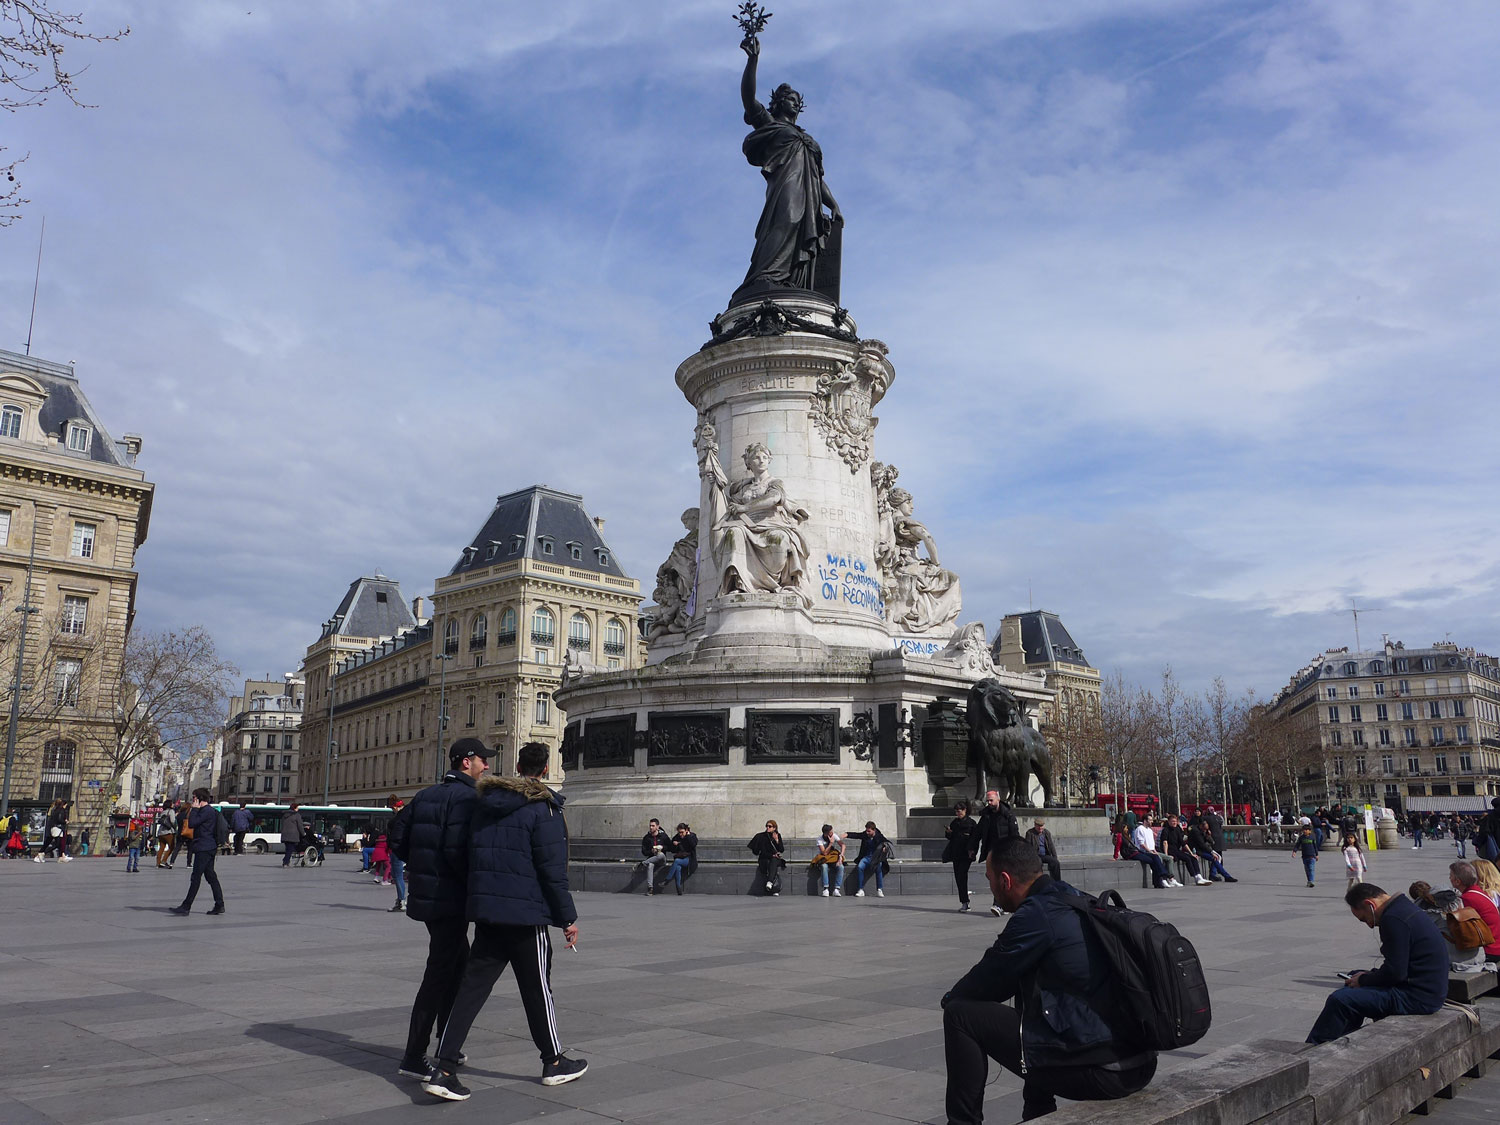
[412,595,426,622]
[593,516,605,531]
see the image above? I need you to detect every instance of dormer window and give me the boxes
[510,535,524,554]
[0,406,20,438]
[66,423,92,453]
[567,542,582,561]
[595,547,610,567]
[539,537,554,556]
[485,542,498,560]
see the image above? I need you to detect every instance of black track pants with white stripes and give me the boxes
[435,923,563,1067]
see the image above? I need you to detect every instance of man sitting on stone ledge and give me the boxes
[1306,882,1447,1045]
[941,837,1158,1123]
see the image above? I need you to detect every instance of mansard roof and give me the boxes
[448,484,626,579]
[0,348,139,469]
[320,574,417,640]
[1003,610,1094,670]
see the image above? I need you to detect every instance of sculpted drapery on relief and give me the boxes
[809,338,888,472]
[647,508,700,644]
[700,426,812,606]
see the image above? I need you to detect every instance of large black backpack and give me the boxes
[1058,888,1211,1050]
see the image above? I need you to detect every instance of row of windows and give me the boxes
[242,733,296,751]
[230,775,293,794]
[243,755,295,771]
[1328,700,1466,723]
[1334,751,1477,775]
[0,404,92,451]
[468,536,610,566]
[1326,678,1473,700]
[444,609,629,654]
[0,511,97,561]
[1332,655,1475,677]
[1329,724,1473,747]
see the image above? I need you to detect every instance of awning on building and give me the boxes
[1404,796,1493,815]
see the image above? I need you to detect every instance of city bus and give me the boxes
[212,802,395,854]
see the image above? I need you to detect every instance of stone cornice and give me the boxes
[0,456,152,503]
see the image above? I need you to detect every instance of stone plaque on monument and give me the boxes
[561,720,581,771]
[745,709,840,764]
[582,715,636,768]
[647,710,731,765]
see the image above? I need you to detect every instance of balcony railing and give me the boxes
[496,630,517,647]
[530,631,555,646]
[470,636,487,650]
[567,636,590,650]
[602,641,626,656]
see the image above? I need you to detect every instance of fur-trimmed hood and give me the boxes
[476,774,563,815]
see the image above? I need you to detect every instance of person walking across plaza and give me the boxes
[280,802,306,867]
[1343,834,1367,890]
[154,802,177,868]
[1306,882,1447,1043]
[167,799,190,868]
[169,789,226,916]
[1293,817,1320,887]
[749,819,786,895]
[1476,798,1500,864]
[386,794,407,911]
[941,837,1158,1123]
[123,819,143,872]
[424,741,586,1101]
[943,800,978,910]
[974,790,1020,914]
[230,802,253,855]
[391,737,488,1079]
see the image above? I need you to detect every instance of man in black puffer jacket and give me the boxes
[424,742,587,1102]
[391,738,488,1080]
[941,837,1157,1123]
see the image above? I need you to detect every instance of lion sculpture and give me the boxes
[965,678,1053,807]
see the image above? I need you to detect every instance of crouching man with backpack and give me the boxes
[941,837,1160,1123]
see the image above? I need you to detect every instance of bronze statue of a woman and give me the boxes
[734,34,842,302]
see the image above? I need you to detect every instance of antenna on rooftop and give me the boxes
[1349,598,1380,651]
[1028,580,1033,611]
[24,216,45,356]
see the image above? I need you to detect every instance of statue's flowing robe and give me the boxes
[713,475,810,598]
[740,101,827,291]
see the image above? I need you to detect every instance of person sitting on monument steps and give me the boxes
[639,818,672,896]
[1305,882,1447,1045]
[813,823,845,896]
[1448,861,1500,962]
[667,822,698,895]
[974,791,1020,916]
[1122,816,1178,889]
[1023,816,1061,884]
[749,820,786,895]
[941,837,1158,1124]
[1161,814,1211,886]
[1187,816,1237,883]
[849,821,891,898]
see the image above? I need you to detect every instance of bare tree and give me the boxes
[1156,666,1189,815]
[0,1,128,224]
[1096,673,1156,810]
[72,626,236,835]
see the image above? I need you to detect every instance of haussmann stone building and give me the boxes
[296,486,643,804]
[0,348,153,835]
[1264,638,1500,815]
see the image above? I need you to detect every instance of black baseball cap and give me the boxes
[449,738,490,767]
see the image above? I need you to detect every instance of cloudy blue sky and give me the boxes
[3,0,1498,700]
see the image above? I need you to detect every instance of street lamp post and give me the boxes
[321,662,340,805]
[2,531,42,818]
[434,652,454,781]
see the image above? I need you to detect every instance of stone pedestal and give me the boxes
[554,295,1047,839]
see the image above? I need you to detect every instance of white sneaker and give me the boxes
[990,905,1003,917]
[59,855,72,862]
[1195,876,1210,885]
[820,888,830,897]
[875,889,884,898]
[33,855,44,863]
[854,889,865,897]
[765,881,773,891]
[832,888,842,897]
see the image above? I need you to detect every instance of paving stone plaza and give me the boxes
[2,844,1497,1125]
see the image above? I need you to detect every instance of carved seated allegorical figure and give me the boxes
[647,508,700,644]
[705,442,812,605]
[885,487,961,633]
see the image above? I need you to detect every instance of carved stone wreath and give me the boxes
[704,298,858,350]
[808,340,889,472]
